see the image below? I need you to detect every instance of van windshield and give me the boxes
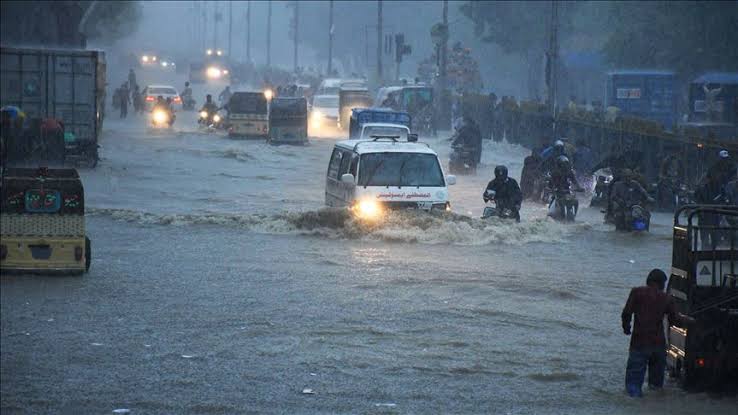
[358,152,444,187]
[313,96,339,108]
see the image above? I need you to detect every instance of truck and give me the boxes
[605,70,678,130]
[0,47,106,167]
[666,205,738,392]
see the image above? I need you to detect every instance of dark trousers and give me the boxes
[120,102,128,118]
[625,347,666,397]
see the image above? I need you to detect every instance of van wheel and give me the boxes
[85,236,91,272]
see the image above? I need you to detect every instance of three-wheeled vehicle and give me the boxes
[227,92,269,138]
[338,87,372,130]
[348,108,412,140]
[269,97,308,145]
[374,85,434,134]
[1,167,91,274]
[666,205,738,391]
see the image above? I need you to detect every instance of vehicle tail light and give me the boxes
[74,246,83,261]
[173,96,181,103]
[1,244,7,260]
[696,358,706,368]
[145,96,154,102]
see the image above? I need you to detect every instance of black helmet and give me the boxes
[185,81,190,87]
[494,165,508,180]
[206,94,212,101]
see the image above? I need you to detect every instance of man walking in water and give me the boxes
[621,269,689,397]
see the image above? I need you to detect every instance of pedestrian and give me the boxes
[621,269,689,397]
[132,84,142,114]
[119,82,130,119]
[128,68,137,96]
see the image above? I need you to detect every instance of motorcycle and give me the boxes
[482,190,520,221]
[615,203,651,232]
[198,109,223,130]
[449,144,477,175]
[150,107,175,128]
[548,188,580,222]
[590,174,612,207]
[652,178,692,211]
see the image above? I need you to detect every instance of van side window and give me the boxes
[338,151,352,176]
[327,148,343,179]
[349,155,358,176]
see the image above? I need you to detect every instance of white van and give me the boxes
[325,138,456,218]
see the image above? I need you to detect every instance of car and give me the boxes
[310,94,339,131]
[325,137,456,219]
[141,84,181,110]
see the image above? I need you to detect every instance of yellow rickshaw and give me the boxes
[1,168,90,275]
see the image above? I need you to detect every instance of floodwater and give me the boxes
[2,80,736,414]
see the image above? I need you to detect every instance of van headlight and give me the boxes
[199,111,208,118]
[353,199,383,220]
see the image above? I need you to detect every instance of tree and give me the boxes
[602,1,738,80]
[0,1,142,48]
[459,1,579,99]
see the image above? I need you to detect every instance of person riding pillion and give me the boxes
[483,165,523,222]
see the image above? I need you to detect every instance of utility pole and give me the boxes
[266,1,272,67]
[228,1,233,56]
[327,0,334,76]
[203,2,208,52]
[547,0,559,126]
[213,1,218,50]
[377,0,383,85]
[246,1,251,63]
[439,0,449,128]
[293,1,299,72]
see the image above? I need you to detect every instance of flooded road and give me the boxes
[2,106,736,414]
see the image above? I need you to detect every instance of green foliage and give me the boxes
[602,1,738,78]
[459,1,579,55]
[82,1,143,43]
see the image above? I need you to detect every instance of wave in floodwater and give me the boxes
[87,207,580,245]
[157,147,255,162]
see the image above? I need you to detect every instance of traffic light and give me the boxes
[395,33,412,63]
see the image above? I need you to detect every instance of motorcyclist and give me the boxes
[590,143,646,221]
[705,150,737,189]
[199,94,220,124]
[610,169,654,231]
[152,96,175,125]
[541,140,568,174]
[656,151,685,208]
[520,148,543,200]
[181,82,194,108]
[483,165,523,222]
[549,155,584,194]
[452,116,482,166]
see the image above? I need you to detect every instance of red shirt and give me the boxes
[621,286,678,349]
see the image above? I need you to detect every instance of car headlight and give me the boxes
[200,111,208,118]
[213,114,221,123]
[207,66,222,78]
[153,110,169,124]
[353,199,383,220]
[142,55,149,62]
[263,89,273,100]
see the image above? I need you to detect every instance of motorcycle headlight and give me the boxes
[200,111,208,118]
[153,110,169,124]
[213,114,221,123]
